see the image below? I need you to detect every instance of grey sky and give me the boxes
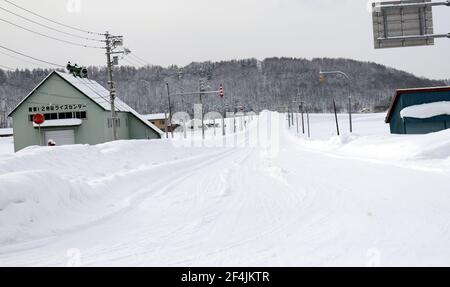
[0,0,449,79]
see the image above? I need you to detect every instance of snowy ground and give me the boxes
[0,137,14,157]
[1,112,450,266]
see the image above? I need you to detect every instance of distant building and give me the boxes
[385,86,450,134]
[143,113,168,131]
[143,113,179,132]
[8,71,163,152]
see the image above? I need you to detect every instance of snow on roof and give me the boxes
[401,101,450,119]
[56,71,126,112]
[143,113,167,121]
[32,119,82,128]
[385,86,450,123]
[55,72,163,135]
[0,128,13,136]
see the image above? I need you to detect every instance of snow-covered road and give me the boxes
[1,112,450,266]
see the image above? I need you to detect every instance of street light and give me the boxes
[319,69,353,134]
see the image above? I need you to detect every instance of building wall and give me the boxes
[389,95,405,134]
[101,111,130,141]
[128,114,160,140]
[150,119,166,131]
[404,115,450,134]
[390,91,450,134]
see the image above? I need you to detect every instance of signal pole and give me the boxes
[166,83,173,138]
[104,31,129,141]
[319,69,352,133]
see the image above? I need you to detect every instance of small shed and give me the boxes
[385,86,450,134]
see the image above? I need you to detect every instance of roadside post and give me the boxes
[307,109,311,138]
[33,113,45,146]
[333,99,340,136]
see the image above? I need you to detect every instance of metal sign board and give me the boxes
[372,0,435,49]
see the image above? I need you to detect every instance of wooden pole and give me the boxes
[333,99,340,136]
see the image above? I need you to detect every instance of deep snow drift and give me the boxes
[1,112,450,266]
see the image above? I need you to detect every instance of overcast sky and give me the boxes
[0,0,449,79]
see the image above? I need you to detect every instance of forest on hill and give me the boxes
[0,57,446,128]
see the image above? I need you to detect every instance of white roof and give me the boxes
[143,113,167,121]
[33,119,82,128]
[56,71,128,112]
[400,101,450,119]
[0,128,13,136]
[55,72,163,135]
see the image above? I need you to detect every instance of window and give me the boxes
[29,115,34,122]
[107,118,120,128]
[74,111,87,119]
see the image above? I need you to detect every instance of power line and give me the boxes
[0,44,64,67]
[127,55,145,66]
[129,53,150,66]
[128,54,146,65]
[0,17,104,49]
[0,49,45,67]
[0,5,105,42]
[122,57,142,67]
[3,0,105,36]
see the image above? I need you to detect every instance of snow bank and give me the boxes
[0,139,223,244]
[400,101,450,119]
[0,170,94,244]
[0,129,13,137]
[295,124,450,169]
[0,137,13,157]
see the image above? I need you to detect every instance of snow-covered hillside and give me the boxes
[1,112,450,266]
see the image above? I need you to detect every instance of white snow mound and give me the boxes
[400,101,450,119]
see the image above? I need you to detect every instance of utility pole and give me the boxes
[104,31,129,141]
[288,107,291,128]
[348,95,353,133]
[301,102,305,134]
[199,80,205,139]
[293,99,305,134]
[306,109,310,138]
[167,83,224,139]
[166,83,173,138]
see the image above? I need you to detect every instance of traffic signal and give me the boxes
[319,74,326,84]
[219,84,224,98]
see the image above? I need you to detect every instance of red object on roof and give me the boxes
[385,86,450,123]
[33,113,45,125]
[219,85,224,98]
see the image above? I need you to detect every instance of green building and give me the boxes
[385,86,450,134]
[8,71,162,152]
